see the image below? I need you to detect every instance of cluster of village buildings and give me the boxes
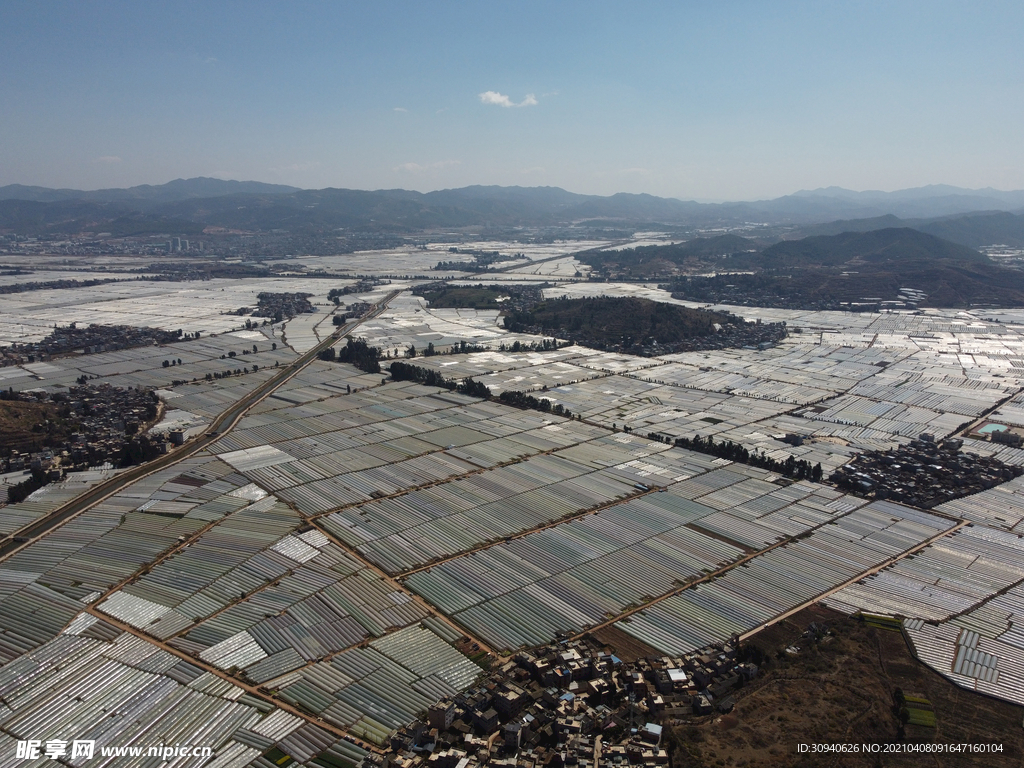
[377,638,758,768]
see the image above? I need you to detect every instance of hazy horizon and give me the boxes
[3,1,1022,200]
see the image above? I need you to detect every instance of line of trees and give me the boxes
[497,389,572,418]
[671,433,823,482]
[389,361,575,418]
[388,361,491,398]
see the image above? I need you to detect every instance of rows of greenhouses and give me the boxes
[0,617,369,768]
[0,276,346,345]
[937,473,1024,530]
[166,532,432,683]
[402,468,868,650]
[0,464,121,532]
[0,456,268,659]
[614,502,955,655]
[0,450,489,754]
[319,437,711,575]
[904,580,1024,706]
[269,624,481,745]
[6,325,296,394]
[823,524,1024,620]
[247,360,386,414]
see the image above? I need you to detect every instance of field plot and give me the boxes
[391,346,597,382]
[0,629,278,760]
[0,277,346,345]
[321,432,709,575]
[403,466,866,650]
[210,381,689,524]
[904,581,1024,706]
[824,525,1024,620]
[0,464,120,534]
[155,369,282,436]
[501,255,589,278]
[936,472,1024,530]
[6,326,295,394]
[9,264,1024,752]
[779,350,1020,454]
[0,455,263,660]
[0,619,371,767]
[985,389,1024,429]
[453,240,609,263]
[132,528,434,678]
[0,269,143,287]
[540,375,794,438]
[270,622,482,745]
[293,245,478,277]
[351,293,547,355]
[0,449,485,746]
[615,502,954,655]
[237,360,386,418]
[281,302,341,353]
[405,347,662,394]
[654,342,908,403]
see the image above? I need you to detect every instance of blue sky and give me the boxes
[2,1,1022,199]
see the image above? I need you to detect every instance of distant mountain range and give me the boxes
[0,178,299,204]
[1,178,1023,237]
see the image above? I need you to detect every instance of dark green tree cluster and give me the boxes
[319,338,381,373]
[503,296,732,345]
[120,434,165,467]
[498,339,560,353]
[672,433,822,481]
[6,468,49,505]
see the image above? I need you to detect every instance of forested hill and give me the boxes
[666,227,1024,309]
[503,296,730,341]
[501,296,786,355]
[756,228,987,269]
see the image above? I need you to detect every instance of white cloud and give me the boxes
[94,155,122,164]
[479,91,538,108]
[204,57,218,65]
[394,159,461,173]
[393,107,408,112]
